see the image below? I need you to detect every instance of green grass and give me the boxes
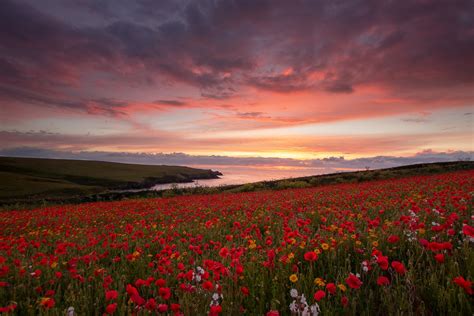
[0,156,220,202]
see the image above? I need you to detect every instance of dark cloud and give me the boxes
[0,85,128,117]
[0,0,473,113]
[154,100,187,107]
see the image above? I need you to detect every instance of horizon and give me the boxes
[0,0,473,166]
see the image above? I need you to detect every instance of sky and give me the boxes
[0,0,473,169]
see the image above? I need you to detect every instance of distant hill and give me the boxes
[0,156,221,202]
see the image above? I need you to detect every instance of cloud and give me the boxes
[1,0,472,107]
[154,100,187,107]
[0,0,473,156]
[0,147,472,174]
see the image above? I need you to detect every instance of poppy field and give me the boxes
[0,170,473,315]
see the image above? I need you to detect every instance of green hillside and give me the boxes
[0,156,221,201]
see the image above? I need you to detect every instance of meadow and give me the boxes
[0,170,473,315]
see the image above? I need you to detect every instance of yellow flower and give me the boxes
[289,274,298,283]
[314,277,326,287]
[288,252,295,260]
[372,241,379,247]
[355,240,362,246]
[321,243,329,251]
[418,228,426,235]
[338,284,347,292]
[248,240,257,249]
[50,262,58,269]
[299,241,306,249]
[315,248,321,255]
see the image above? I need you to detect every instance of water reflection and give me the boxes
[150,165,355,191]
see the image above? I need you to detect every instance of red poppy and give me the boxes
[377,255,389,270]
[341,296,349,307]
[453,276,473,295]
[462,225,474,237]
[314,290,326,301]
[105,290,118,301]
[304,251,318,262]
[209,305,223,316]
[346,274,363,289]
[391,261,406,275]
[387,235,400,243]
[171,303,181,312]
[202,281,213,291]
[159,287,171,300]
[219,247,229,258]
[105,303,117,314]
[145,298,157,311]
[0,304,17,313]
[326,282,336,294]
[377,276,390,286]
[40,297,55,309]
[434,253,445,263]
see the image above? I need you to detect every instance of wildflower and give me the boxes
[341,296,349,307]
[39,297,55,308]
[326,283,336,294]
[159,287,171,300]
[453,276,473,295]
[289,274,298,283]
[105,290,118,301]
[314,277,325,287]
[203,281,213,290]
[241,286,250,296]
[391,261,406,275]
[377,276,390,286]
[321,243,329,250]
[105,303,117,315]
[209,304,223,315]
[434,253,445,263]
[158,304,168,313]
[145,298,157,311]
[346,274,363,289]
[0,303,17,313]
[171,303,181,313]
[310,303,321,315]
[219,247,229,258]
[304,251,318,262]
[314,290,326,301]
[67,307,75,316]
[248,240,257,249]
[376,255,389,270]
[387,235,399,243]
[266,311,279,316]
[337,284,347,292]
[290,288,298,298]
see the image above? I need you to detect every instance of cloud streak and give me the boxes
[0,147,472,172]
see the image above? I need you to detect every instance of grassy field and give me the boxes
[0,169,472,314]
[0,157,221,203]
[1,159,472,209]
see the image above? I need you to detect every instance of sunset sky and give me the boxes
[0,0,473,167]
